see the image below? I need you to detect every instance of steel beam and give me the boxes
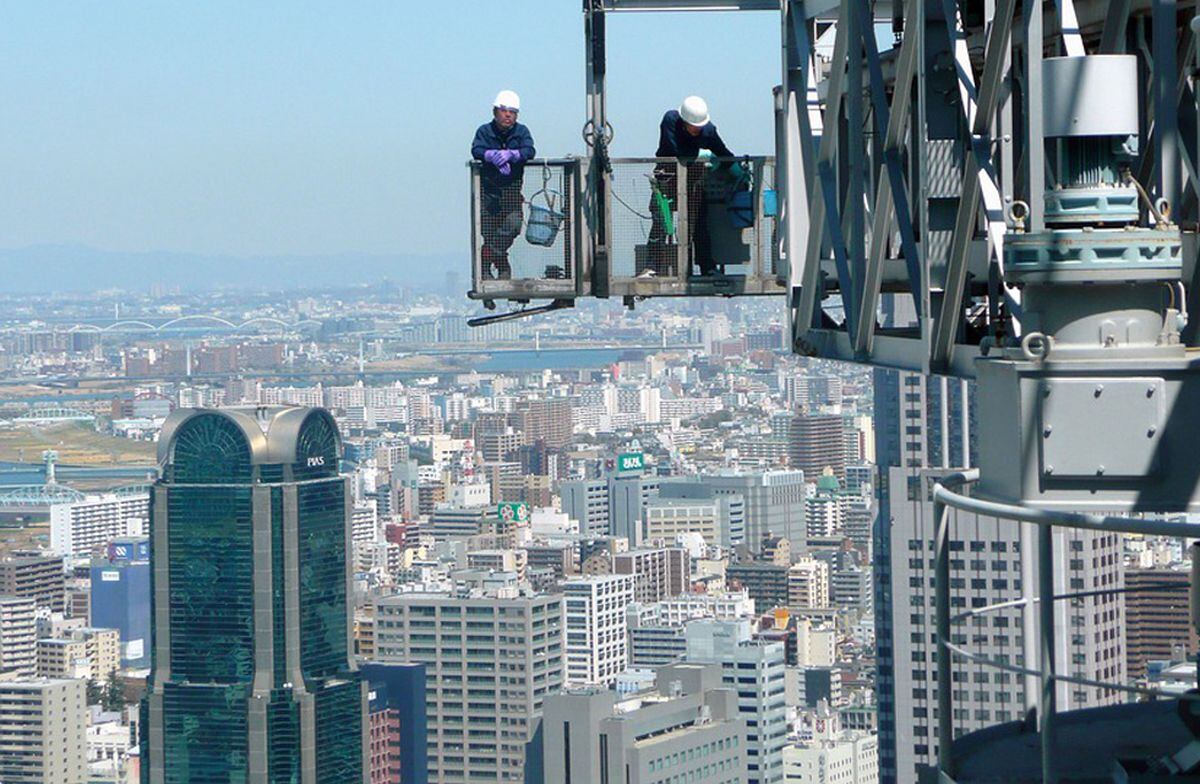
[1038,525,1059,783]
[1099,0,1133,52]
[585,3,612,298]
[1056,0,1087,55]
[855,0,924,355]
[1026,0,1045,232]
[598,0,779,10]
[782,1,819,324]
[930,0,1017,369]
[796,5,855,337]
[1155,0,1181,208]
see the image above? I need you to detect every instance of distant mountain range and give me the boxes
[0,245,464,294]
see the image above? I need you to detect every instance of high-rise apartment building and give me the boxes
[787,559,830,610]
[36,627,119,681]
[48,492,150,558]
[788,414,846,481]
[0,678,87,784]
[612,547,689,603]
[1125,568,1195,678]
[0,596,37,679]
[0,554,66,612]
[537,663,747,784]
[726,561,790,610]
[360,662,429,784]
[142,407,365,783]
[374,589,565,782]
[514,399,572,449]
[563,574,635,687]
[686,620,787,784]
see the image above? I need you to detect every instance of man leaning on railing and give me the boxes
[472,89,537,280]
[648,95,735,277]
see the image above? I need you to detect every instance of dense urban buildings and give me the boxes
[0,286,1174,784]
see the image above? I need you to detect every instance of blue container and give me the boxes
[762,189,778,217]
[727,192,756,229]
[727,189,779,229]
[526,203,565,247]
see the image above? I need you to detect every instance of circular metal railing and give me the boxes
[932,469,1200,782]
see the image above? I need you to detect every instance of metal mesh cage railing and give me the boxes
[606,156,777,286]
[470,159,577,299]
[758,159,782,279]
[608,158,679,281]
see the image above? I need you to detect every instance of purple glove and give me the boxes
[497,158,512,176]
[503,149,522,164]
[483,149,503,167]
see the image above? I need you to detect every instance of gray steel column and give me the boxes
[1155,0,1180,207]
[1024,0,1045,231]
[935,492,954,776]
[1021,521,1039,718]
[585,2,611,298]
[1038,524,1059,783]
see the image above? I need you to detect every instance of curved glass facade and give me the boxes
[143,408,363,784]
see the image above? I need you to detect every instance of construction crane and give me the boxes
[468,2,1200,779]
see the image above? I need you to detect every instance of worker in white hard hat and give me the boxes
[648,95,735,277]
[471,90,537,280]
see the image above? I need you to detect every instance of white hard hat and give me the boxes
[680,95,710,127]
[494,90,521,111]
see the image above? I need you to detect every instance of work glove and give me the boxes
[483,149,504,168]
[497,150,518,175]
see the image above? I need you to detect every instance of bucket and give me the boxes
[526,203,565,246]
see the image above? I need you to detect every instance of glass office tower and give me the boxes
[141,407,365,784]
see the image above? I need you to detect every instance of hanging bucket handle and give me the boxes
[529,163,561,213]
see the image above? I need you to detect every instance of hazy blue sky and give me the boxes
[1,2,781,262]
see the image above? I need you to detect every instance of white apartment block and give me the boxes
[0,596,36,679]
[352,501,379,547]
[788,559,831,610]
[49,492,149,558]
[374,590,564,783]
[563,575,635,687]
[658,591,756,626]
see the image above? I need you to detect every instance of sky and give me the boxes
[0,2,782,271]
